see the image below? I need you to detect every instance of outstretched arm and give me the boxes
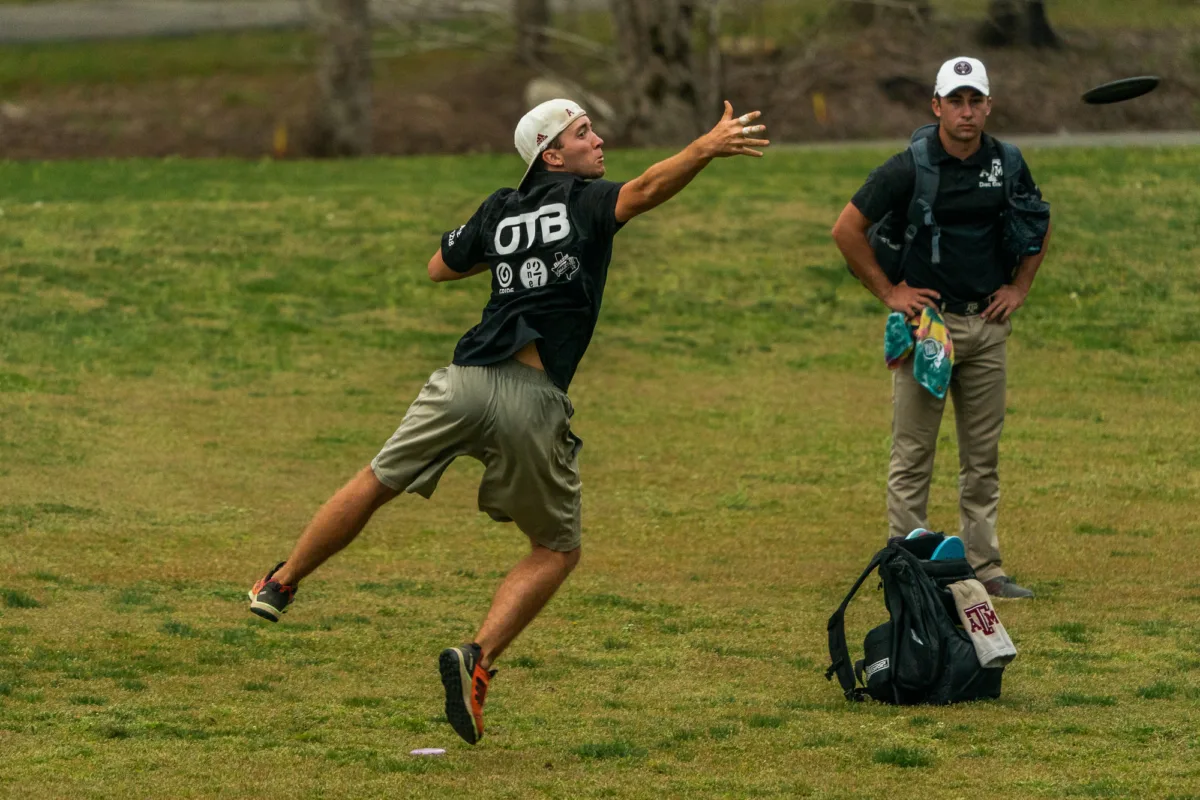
[614,101,769,224]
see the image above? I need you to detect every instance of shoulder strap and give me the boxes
[904,135,942,267]
[998,139,1023,203]
[826,547,892,700]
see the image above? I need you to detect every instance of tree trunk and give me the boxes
[980,0,1060,48]
[515,0,551,65]
[845,1,932,26]
[610,0,704,146]
[980,0,1022,46]
[310,0,372,157]
[1027,1,1061,49]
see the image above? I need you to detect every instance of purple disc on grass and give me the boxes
[410,748,446,756]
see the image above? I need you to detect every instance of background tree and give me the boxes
[843,0,931,26]
[610,0,705,146]
[310,0,372,157]
[515,0,551,65]
[980,0,1061,48]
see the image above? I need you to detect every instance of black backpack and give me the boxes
[863,124,1049,285]
[825,535,1004,705]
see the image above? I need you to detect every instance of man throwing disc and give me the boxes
[248,99,768,744]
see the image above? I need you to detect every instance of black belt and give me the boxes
[937,297,992,316]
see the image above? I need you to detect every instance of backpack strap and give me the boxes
[997,138,1023,203]
[826,547,892,700]
[903,133,942,268]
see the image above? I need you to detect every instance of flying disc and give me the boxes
[930,535,965,561]
[1081,75,1160,105]
[410,748,446,756]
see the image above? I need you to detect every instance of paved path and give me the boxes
[0,0,592,43]
[0,1,306,42]
[0,0,579,43]
[0,0,522,43]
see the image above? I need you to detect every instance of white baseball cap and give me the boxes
[934,57,990,97]
[514,98,587,190]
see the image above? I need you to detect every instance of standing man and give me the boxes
[831,57,1051,599]
[248,99,768,744]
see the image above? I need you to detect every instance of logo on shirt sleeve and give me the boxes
[447,224,466,248]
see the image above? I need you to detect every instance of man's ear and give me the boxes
[542,149,564,168]
[931,97,942,119]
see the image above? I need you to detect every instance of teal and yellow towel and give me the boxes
[883,308,955,399]
[885,312,914,368]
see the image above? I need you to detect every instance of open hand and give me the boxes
[700,101,770,158]
[981,284,1026,323]
[884,281,940,319]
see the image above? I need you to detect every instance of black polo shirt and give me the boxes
[439,170,625,392]
[851,131,1040,305]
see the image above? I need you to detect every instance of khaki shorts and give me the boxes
[370,360,583,552]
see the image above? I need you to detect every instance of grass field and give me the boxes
[1,144,1199,799]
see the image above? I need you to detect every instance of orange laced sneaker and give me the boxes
[439,642,496,744]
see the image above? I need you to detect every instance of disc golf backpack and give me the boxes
[825,534,1004,705]
[860,124,1049,285]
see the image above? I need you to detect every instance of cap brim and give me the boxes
[936,81,990,97]
[517,158,539,191]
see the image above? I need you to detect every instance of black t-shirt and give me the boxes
[850,132,1041,304]
[439,170,625,392]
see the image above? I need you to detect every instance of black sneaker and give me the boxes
[984,576,1034,599]
[248,561,297,621]
[438,642,496,745]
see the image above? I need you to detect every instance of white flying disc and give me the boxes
[410,748,446,756]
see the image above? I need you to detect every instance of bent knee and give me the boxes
[536,543,580,574]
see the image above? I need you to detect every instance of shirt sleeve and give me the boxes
[439,195,493,273]
[850,151,916,224]
[575,179,626,239]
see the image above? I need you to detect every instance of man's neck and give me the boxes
[937,126,983,161]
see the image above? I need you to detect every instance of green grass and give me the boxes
[0,30,313,91]
[1,146,1199,797]
[0,27,489,93]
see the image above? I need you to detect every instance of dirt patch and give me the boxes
[1,21,1197,159]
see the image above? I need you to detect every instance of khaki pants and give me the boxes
[888,315,1011,582]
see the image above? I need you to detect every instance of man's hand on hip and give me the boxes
[981,284,1027,323]
[884,281,940,319]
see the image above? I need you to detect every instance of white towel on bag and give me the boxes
[948,579,1017,668]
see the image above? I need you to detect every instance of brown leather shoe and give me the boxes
[984,576,1034,599]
